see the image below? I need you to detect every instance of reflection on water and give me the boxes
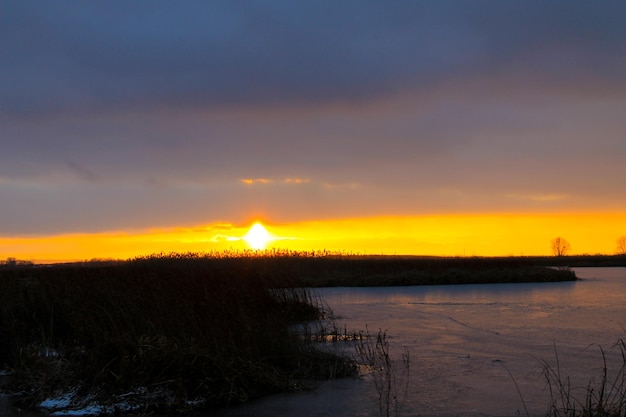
[319,278,578,306]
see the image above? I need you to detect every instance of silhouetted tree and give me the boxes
[617,236,626,255]
[551,237,571,256]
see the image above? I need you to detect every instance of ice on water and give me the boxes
[217,267,626,417]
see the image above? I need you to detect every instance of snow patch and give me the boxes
[39,387,180,416]
[49,404,105,416]
[39,390,114,416]
[40,392,75,410]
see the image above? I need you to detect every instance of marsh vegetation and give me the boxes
[0,252,358,414]
[0,251,605,415]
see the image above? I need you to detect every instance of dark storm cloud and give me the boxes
[2,1,625,115]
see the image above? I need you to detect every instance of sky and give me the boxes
[1,1,626,262]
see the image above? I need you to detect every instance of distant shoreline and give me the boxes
[4,252,626,288]
[4,252,626,268]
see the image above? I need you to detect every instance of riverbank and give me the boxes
[0,252,581,415]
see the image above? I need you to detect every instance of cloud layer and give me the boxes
[1,1,625,235]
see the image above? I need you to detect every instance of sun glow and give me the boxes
[243,223,272,250]
[2,212,626,263]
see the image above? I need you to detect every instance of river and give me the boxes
[214,267,626,417]
[2,267,626,416]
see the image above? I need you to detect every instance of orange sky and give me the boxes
[3,213,626,263]
[2,4,625,263]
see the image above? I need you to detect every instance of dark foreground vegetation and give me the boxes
[0,251,585,414]
[0,253,359,414]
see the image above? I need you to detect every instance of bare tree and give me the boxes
[551,237,571,256]
[617,236,626,255]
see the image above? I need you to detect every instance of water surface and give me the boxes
[216,267,626,417]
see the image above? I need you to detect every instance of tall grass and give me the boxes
[355,328,410,417]
[543,340,626,417]
[0,253,356,413]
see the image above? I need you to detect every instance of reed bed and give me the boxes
[175,250,577,287]
[0,252,356,413]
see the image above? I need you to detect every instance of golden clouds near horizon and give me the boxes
[240,178,310,185]
[1,213,625,263]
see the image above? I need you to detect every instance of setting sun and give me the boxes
[243,223,272,250]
